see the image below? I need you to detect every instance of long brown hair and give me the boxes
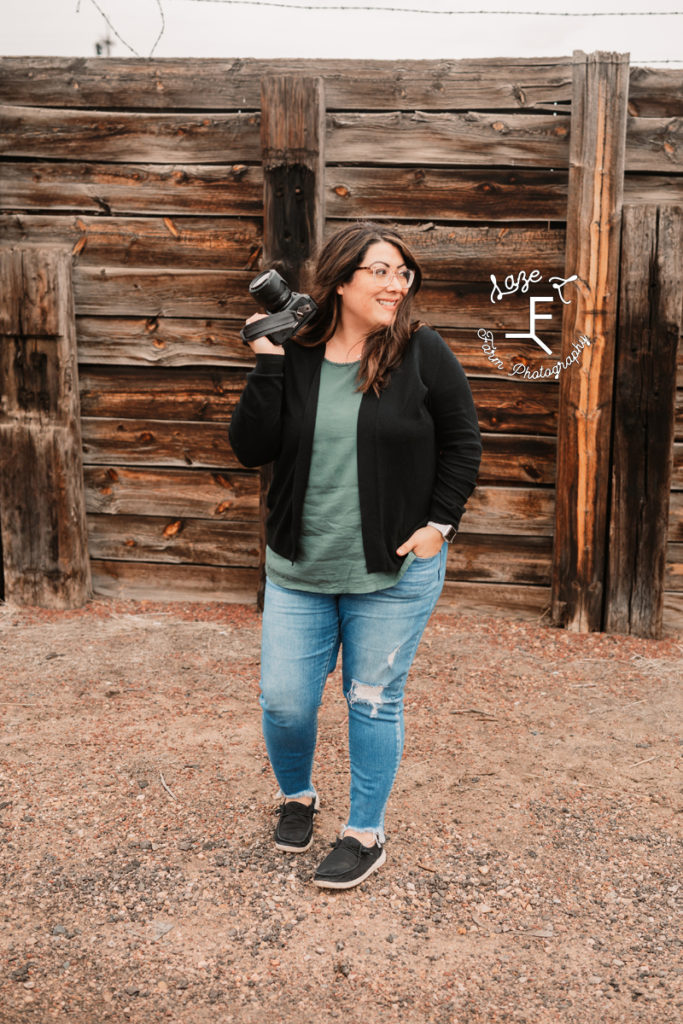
[296,222,423,395]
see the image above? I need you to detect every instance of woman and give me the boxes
[229,222,481,889]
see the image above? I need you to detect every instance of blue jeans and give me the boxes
[259,545,447,844]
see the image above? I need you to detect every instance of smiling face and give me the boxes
[336,241,411,337]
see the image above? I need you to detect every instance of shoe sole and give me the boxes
[313,847,386,889]
[275,835,314,853]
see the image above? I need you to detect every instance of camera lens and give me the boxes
[249,269,292,312]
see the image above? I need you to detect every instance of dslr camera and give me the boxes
[241,269,318,347]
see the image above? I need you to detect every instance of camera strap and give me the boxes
[240,309,302,346]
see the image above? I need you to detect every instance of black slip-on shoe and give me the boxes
[274,796,319,852]
[313,835,386,889]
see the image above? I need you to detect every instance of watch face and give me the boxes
[444,526,457,543]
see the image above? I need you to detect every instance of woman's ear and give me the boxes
[336,283,344,296]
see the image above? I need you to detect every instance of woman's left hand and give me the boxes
[396,525,444,559]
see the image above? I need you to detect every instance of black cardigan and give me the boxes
[229,326,482,573]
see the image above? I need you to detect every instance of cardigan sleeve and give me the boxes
[228,353,285,468]
[421,329,482,528]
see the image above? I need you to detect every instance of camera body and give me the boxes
[243,269,318,346]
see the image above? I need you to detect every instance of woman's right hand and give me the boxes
[244,313,285,355]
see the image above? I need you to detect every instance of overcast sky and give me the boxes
[3,0,683,64]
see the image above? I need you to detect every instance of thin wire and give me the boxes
[150,0,167,56]
[167,0,683,14]
[75,0,683,63]
[85,0,142,55]
[78,0,166,58]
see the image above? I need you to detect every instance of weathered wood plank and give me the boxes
[0,56,574,111]
[91,559,260,603]
[76,365,557,435]
[662,591,683,636]
[623,174,683,208]
[673,443,683,488]
[87,528,555,593]
[84,466,259,519]
[0,161,264,216]
[327,111,571,167]
[443,328,562,381]
[20,105,673,171]
[83,468,551,538]
[72,267,254,318]
[417,281,568,332]
[90,569,557,612]
[71,267,558,329]
[666,543,683,591]
[339,223,566,281]
[551,51,630,632]
[79,366,246,421]
[0,162,569,221]
[333,111,683,173]
[470,379,558,435]
[4,159,680,222]
[478,433,556,485]
[0,247,91,607]
[625,116,683,173]
[446,533,552,585]
[437,581,551,620]
[0,105,261,163]
[76,316,251,368]
[88,517,554,584]
[605,205,682,638]
[457,486,555,537]
[669,492,683,542]
[0,214,263,270]
[73,319,564,376]
[0,60,654,118]
[87,514,260,567]
[326,167,569,222]
[628,67,683,117]
[81,417,240,469]
[3,215,564,280]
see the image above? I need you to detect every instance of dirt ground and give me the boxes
[0,598,680,1024]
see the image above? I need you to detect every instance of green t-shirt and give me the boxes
[266,358,414,593]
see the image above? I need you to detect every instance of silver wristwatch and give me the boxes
[427,521,457,543]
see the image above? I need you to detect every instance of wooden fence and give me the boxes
[0,54,681,635]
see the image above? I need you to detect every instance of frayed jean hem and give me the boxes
[277,787,318,803]
[341,823,386,846]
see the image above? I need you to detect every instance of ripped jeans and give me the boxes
[259,545,447,844]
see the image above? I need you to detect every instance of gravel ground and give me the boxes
[0,599,681,1024]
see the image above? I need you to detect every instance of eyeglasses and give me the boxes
[355,262,415,290]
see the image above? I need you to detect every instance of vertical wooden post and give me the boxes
[0,245,92,607]
[256,76,326,606]
[604,205,682,638]
[260,76,326,291]
[551,51,630,632]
